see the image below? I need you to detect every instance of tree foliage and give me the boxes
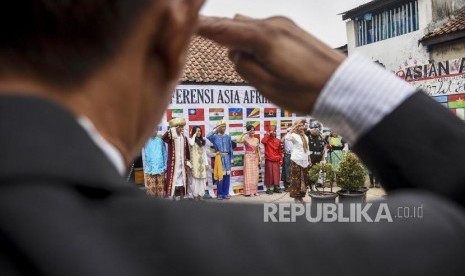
[336,152,367,191]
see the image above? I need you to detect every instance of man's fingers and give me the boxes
[197,16,264,51]
[233,14,255,21]
[191,0,206,16]
[230,51,303,112]
[197,16,251,46]
[159,0,205,79]
[231,51,275,89]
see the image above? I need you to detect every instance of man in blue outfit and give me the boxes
[207,119,234,200]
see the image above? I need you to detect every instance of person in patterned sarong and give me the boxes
[237,124,261,197]
[285,120,311,203]
[188,126,208,200]
[143,130,167,197]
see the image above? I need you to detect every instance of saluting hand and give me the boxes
[198,15,345,114]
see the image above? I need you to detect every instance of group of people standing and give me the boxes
[282,119,352,202]
[143,116,347,202]
[143,118,234,200]
[143,117,207,200]
[237,124,284,197]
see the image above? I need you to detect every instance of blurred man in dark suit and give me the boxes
[0,1,464,276]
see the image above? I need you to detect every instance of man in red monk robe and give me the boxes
[162,118,191,200]
[261,126,283,194]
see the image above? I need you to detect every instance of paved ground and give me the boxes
[219,185,386,204]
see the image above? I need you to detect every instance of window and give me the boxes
[355,0,419,47]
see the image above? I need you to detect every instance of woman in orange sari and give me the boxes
[237,125,261,196]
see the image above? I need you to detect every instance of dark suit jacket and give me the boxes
[0,93,464,276]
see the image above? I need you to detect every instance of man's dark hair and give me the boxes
[0,0,151,88]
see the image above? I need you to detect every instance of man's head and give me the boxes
[216,119,226,135]
[0,0,204,163]
[0,1,147,87]
[310,122,320,136]
[310,128,320,136]
[217,126,226,135]
[169,118,186,136]
[269,126,277,138]
[293,119,306,134]
[176,126,184,136]
[304,121,309,130]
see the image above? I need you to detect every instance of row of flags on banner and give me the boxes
[159,105,309,195]
[165,108,301,137]
[157,119,296,139]
[167,107,296,122]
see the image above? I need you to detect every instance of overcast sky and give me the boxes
[201,0,372,48]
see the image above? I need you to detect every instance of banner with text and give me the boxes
[158,85,307,196]
[396,57,465,120]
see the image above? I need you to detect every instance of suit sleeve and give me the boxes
[312,53,415,143]
[310,53,465,206]
[354,91,465,207]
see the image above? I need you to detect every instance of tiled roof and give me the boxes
[422,7,465,41]
[180,36,245,84]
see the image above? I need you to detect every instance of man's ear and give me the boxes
[154,0,204,82]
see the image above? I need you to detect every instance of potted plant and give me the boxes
[308,163,338,203]
[336,152,368,203]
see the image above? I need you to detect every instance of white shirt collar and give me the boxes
[77,116,126,176]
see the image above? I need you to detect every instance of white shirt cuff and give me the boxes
[312,53,416,144]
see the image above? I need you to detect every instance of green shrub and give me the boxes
[336,152,367,191]
[309,163,335,184]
